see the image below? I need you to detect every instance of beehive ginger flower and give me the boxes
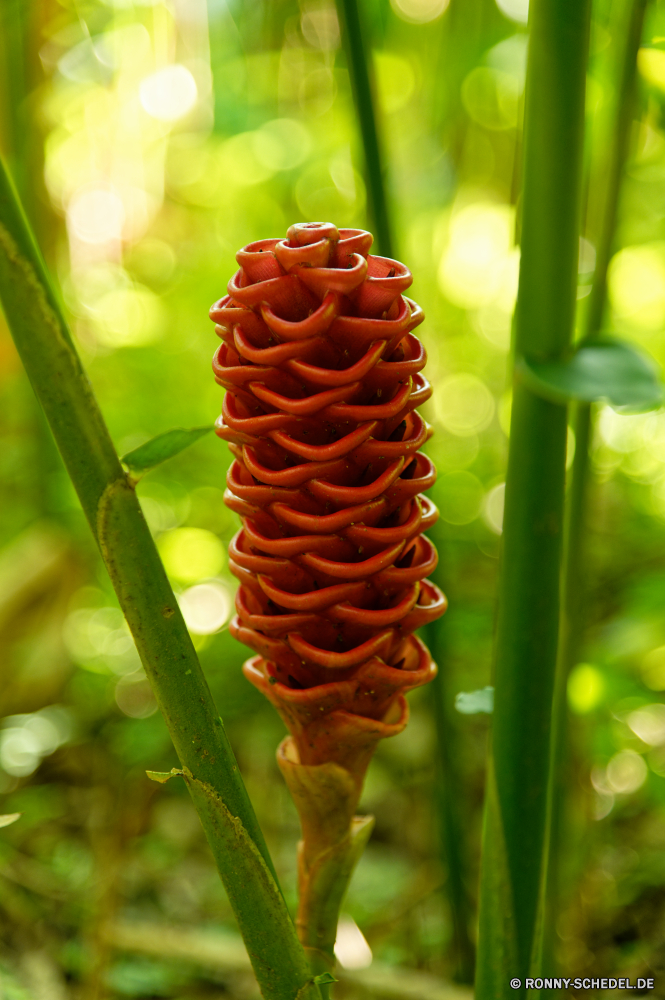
[211,220,445,778]
[210,221,446,968]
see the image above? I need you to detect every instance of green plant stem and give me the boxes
[435,0,506,167]
[335,0,393,258]
[429,650,475,984]
[585,0,647,343]
[569,0,648,663]
[0,158,321,1000]
[475,1,590,995]
[0,0,62,519]
[544,0,648,971]
[0,0,30,207]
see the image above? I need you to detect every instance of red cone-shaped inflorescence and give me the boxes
[211,221,446,789]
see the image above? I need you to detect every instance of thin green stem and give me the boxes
[475,1,591,995]
[0,0,61,518]
[435,0,506,168]
[544,0,648,972]
[0,0,30,204]
[0,158,321,1000]
[335,0,394,258]
[428,645,475,984]
[585,0,648,342]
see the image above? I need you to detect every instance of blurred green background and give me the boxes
[3,0,665,995]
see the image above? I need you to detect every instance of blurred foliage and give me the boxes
[4,0,665,996]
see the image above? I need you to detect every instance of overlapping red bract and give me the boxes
[211,222,446,784]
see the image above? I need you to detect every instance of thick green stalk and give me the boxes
[475,1,590,996]
[335,0,394,258]
[0,158,321,1000]
[544,0,648,970]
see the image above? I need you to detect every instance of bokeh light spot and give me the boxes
[63,605,141,675]
[252,119,312,171]
[178,581,232,635]
[374,54,416,113]
[638,48,665,91]
[390,0,449,22]
[334,916,373,969]
[0,730,42,777]
[608,244,665,330]
[628,703,665,746]
[68,189,125,244]
[0,708,72,777]
[641,645,665,690]
[94,286,166,348]
[483,482,505,534]
[567,664,605,714]
[605,750,647,794]
[220,132,276,187]
[439,203,517,310]
[437,471,484,525]
[473,305,512,350]
[140,65,198,122]
[462,67,520,131]
[158,528,226,584]
[495,0,529,24]
[433,373,495,436]
[300,4,340,49]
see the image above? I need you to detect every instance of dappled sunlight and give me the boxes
[608,243,665,331]
[139,65,199,122]
[438,201,519,310]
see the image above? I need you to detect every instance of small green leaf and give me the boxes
[0,813,21,828]
[455,687,494,715]
[518,339,663,412]
[313,973,338,985]
[146,768,183,784]
[121,426,214,477]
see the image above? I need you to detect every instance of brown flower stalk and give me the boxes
[210,221,445,972]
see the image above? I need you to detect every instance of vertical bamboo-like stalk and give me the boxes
[561,0,648,667]
[545,0,648,964]
[475,1,591,995]
[334,0,394,258]
[0,158,322,1000]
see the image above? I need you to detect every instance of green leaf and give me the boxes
[455,687,494,715]
[121,426,214,477]
[518,339,663,412]
[146,768,183,784]
[313,973,338,985]
[0,813,21,828]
